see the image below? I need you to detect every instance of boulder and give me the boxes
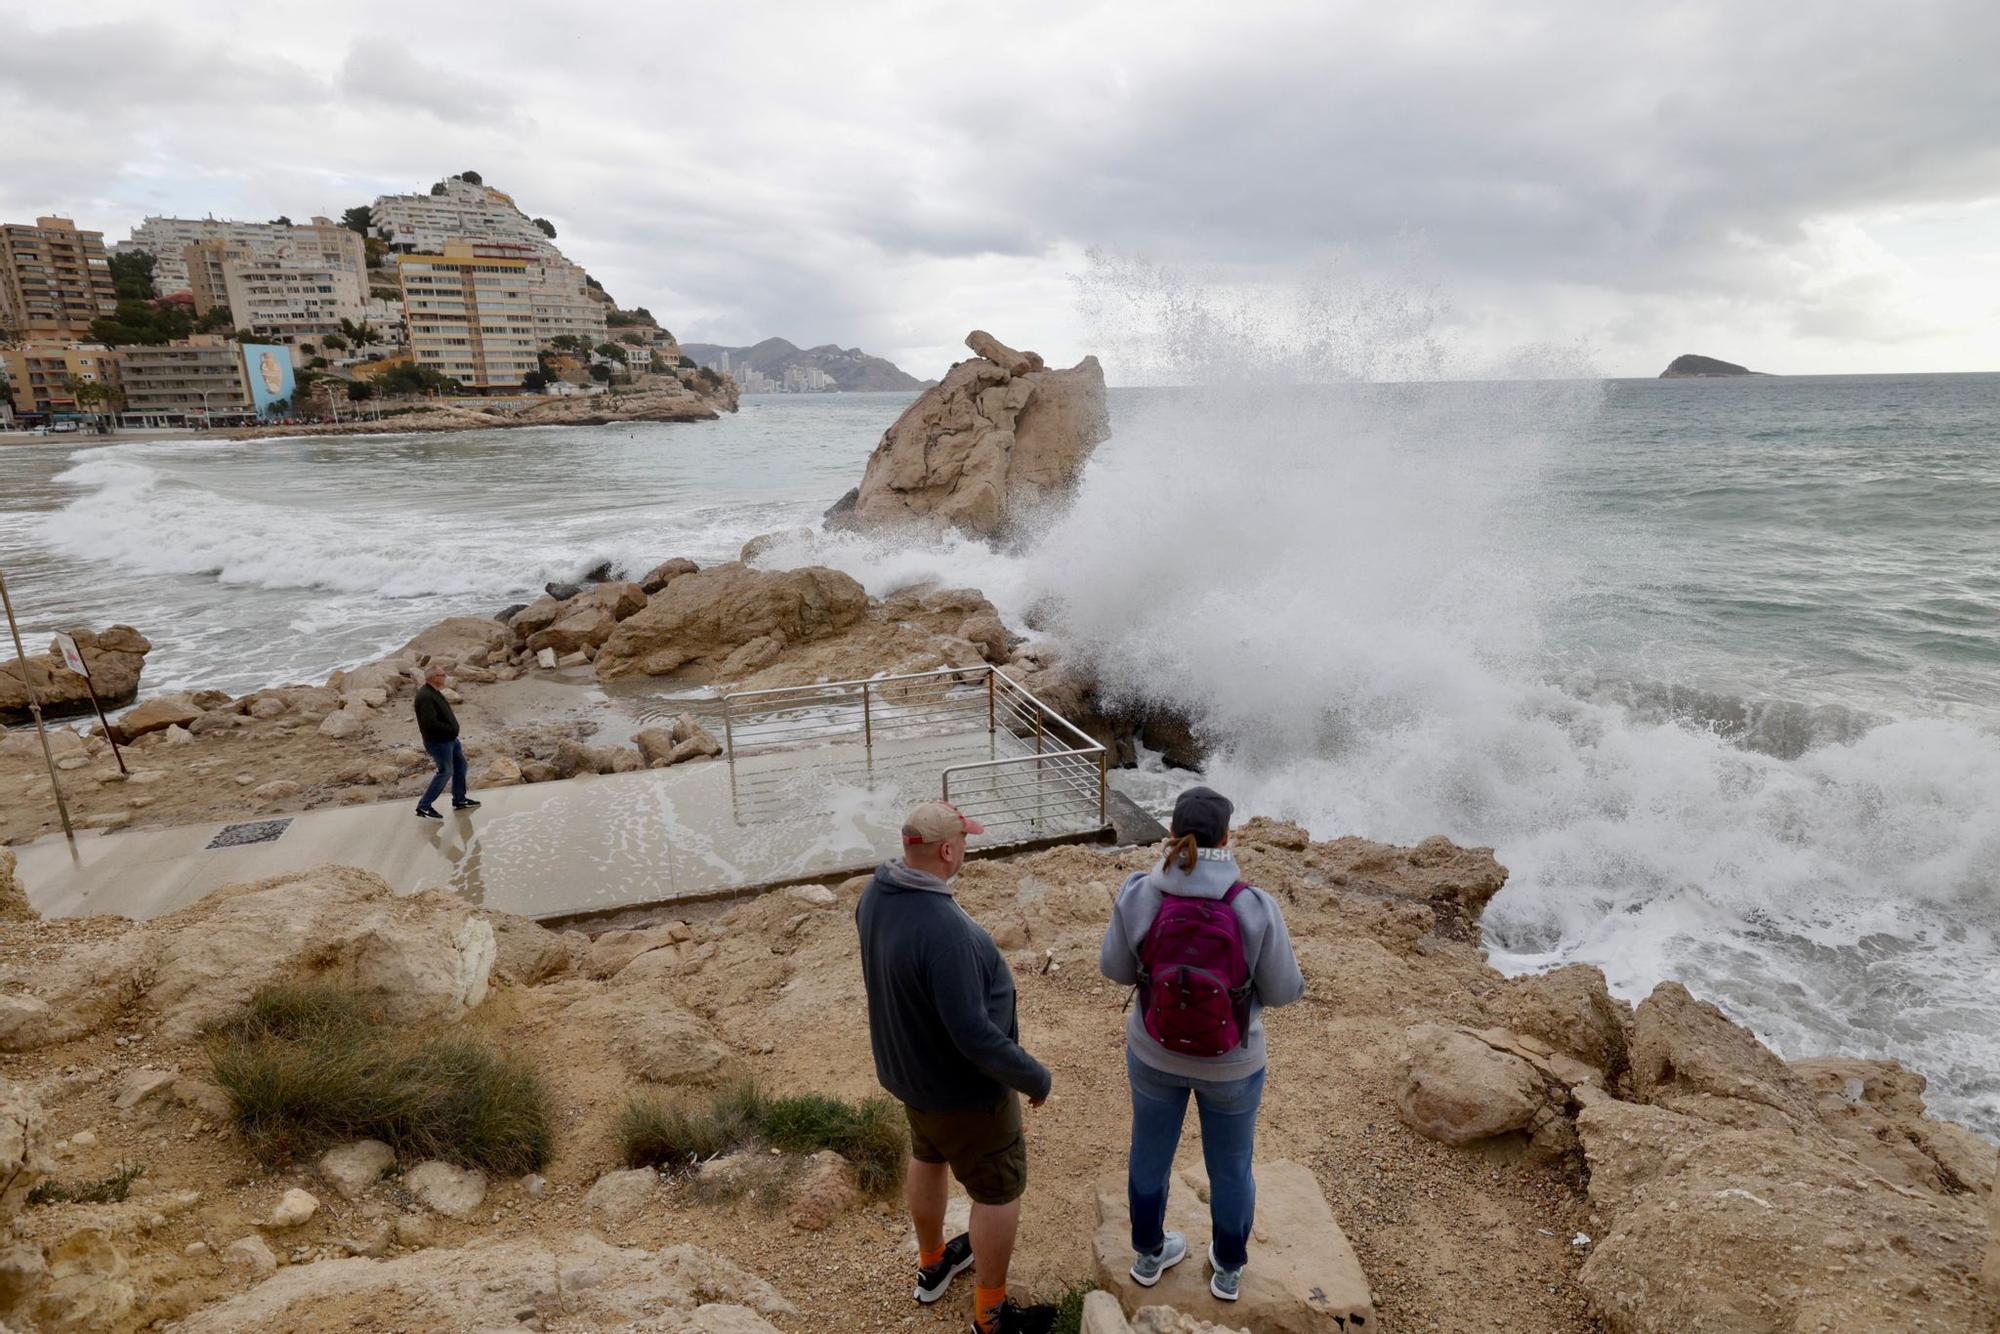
[837,332,1109,538]
[1498,964,1632,1084]
[639,557,700,594]
[595,563,868,681]
[318,707,367,740]
[397,616,511,668]
[0,849,31,922]
[36,1226,135,1330]
[509,596,568,641]
[223,1234,278,1277]
[1092,1160,1372,1332]
[480,754,523,788]
[1628,981,1818,1129]
[267,1187,320,1228]
[957,613,1012,665]
[568,992,732,1085]
[175,1234,793,1332]
[1397,1023,1547,1146]
[107,692,202,743]
[488,913,575,985]
[319,1140,396,1200]
[527,603,617,656]
[404,1160,486,1219]
[786,1151,858,1231]
[585,923,688,979]
[0,625,150,726]
[584,1167,660,1225]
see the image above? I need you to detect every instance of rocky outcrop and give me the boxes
[228,378,738,441]
[175,1233,793,1332]
[594,563,868,681]
[1659,353,1763,378]
[395,616,512,668]
[833,330,1108,539]
[0,1076,53,1219]
[1092,1160,1373,1331]
[0,625,151,726]
[0,866,507,1048]
[107,692,203,744]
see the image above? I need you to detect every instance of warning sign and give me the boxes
[52,632,88,680]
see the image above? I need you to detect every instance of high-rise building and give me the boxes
[118,216,364,294]
[0,341,118,416]
[0,218,118,339]
[371,178,558,257]
[397,241,607,391]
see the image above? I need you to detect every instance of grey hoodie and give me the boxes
[1099,846,1306,1082]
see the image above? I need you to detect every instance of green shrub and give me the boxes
[26,1164,142,1207]
[207,983,553,1175]
[1049,1281,1095,1334]
[619,1080,905,1196]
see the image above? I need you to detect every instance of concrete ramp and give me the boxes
[1093,1159,1375,1331]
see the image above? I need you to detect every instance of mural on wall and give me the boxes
[241,344,296,418]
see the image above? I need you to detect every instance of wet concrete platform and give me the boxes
[13,730,1111,924]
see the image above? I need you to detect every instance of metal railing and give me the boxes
[719,665,1108,840]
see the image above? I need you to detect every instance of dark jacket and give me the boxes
[856,860,1051,1112]
[414,684,459,744]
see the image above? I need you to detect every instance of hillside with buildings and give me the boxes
[0,172,703,431]
[682,337,927,393]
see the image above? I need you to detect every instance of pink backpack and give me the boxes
[1137,883,1253,1057]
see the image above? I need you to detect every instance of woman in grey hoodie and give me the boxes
[1098,786,1306,1302]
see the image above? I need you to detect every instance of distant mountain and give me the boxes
[681,337,928,391]
[1660,354,1769,378]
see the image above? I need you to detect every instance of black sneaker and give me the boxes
[415,806,443,820]
[914,1232,974,1304]
[973,1300,1057,1334]
[452,798,481,810]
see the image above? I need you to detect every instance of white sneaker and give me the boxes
[1130,1230,1187,1287]
[1208,1242,1242,1302]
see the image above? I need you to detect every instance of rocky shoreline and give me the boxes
[0,330,1993,1331]
[217,376,741,442]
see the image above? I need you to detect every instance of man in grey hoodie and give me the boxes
[1099,786,1305,1303]
[857,801,1055,1334]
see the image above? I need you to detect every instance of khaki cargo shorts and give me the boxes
[903,1092,1026,1206]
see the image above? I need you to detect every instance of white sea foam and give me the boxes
[791,263,2000,1131]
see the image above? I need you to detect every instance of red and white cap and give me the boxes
[901,800,985,846]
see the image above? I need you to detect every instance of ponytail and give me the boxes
[1163,832,1200,874]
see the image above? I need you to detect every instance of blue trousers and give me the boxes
[420,739,467,808]
[1126,1048,1266,1269]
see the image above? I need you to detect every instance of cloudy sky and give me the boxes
[5,0,1998,381]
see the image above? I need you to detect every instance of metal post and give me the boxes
[986,669,996,737]
[861,680,873,764]
[79,674,126,776]
[0,568,75,843]
[1099,752,1109,827]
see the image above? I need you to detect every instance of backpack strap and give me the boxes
[1221,882,1254,1003]
[1221,880,1249,905]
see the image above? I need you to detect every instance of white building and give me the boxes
[118,216,364,294]
[220,257,365,343]
[370,178,559,258]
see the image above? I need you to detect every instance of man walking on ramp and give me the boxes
[413,664,478,819]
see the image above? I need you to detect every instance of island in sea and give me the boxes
[681,337,929,392]
[1660,353,1769,378]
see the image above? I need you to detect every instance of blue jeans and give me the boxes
[1126,1048,1266,1269]
[420,739,467,809]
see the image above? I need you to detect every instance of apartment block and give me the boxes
[220,256,364,342]
[397,242,605,390]
[118,216,365,294]
[0,218,118,338]
[115,337,252,421]
[371,177,558,257]
[0,341,119,415]
[398,243,539,389]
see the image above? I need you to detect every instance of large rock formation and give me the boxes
[0,866,549,1048]
[0,625,151,726]
[1659,353,1764,378]
[831,330,1108,539]
[594,562,868,681]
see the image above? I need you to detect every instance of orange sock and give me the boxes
[975,1284,1007,1331]
[918,1241,946,1269]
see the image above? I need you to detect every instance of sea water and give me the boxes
[2,378,1997,1132]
